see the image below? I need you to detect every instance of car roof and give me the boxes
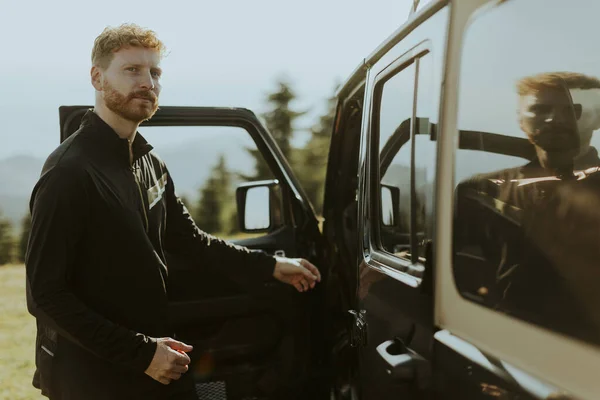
[336,0,445,100]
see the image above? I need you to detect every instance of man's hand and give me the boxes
[273,257,321,292]
[145,338,193,385]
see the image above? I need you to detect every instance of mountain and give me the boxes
[0,155,44,196]
[153,136,255,202]
[0,155,44,230]
[0,136,256,232]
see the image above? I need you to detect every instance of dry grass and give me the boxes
[0,264,45,400]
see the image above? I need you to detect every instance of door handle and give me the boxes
[376,338,425,381]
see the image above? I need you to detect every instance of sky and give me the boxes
[0,0,412,159]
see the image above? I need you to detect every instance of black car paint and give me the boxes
[56,2,574,393]
[323,1,568,399]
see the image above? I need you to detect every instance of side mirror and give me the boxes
[381,183,401,227]
[236,180,281,233]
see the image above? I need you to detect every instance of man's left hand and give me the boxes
[273,257,321,292]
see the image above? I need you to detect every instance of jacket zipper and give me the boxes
[129,139,149,233]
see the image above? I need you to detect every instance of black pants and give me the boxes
[47,375,197,400]
[166,373,197,400]
[46,339,198,400]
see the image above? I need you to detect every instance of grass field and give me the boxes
[0,264,45,400]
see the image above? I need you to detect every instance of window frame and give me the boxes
[435,1,600,398]
[365,41,434,287]
[137,124,289,238]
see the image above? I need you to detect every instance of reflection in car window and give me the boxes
[453,0,600,346]
[376,53,435,267]
[378,62,415,259]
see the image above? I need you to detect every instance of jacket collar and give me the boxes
[523,146,600,180]
[576,146,600,168]
[80,109,153,167]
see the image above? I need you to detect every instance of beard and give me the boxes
[529,124,580,153]
[102,80,159,123]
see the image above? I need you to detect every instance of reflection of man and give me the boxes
[26,24,320,400]
[518,72,600,171]
[454,72,600,342]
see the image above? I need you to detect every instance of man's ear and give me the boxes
[91,66,103,91]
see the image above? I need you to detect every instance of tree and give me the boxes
[0,211,16,265]
[18,212,32,262]
[295,86,338,215]
[193,155,234,235]
[246,79,305,180]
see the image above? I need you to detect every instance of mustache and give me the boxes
[536,124,576,135]
[129,91,157,102]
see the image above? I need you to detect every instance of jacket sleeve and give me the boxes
[163,170,276,290]
[26,165,157,373]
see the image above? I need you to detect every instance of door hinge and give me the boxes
[348,310,368,347]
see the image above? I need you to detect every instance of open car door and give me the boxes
[58,106,326,400]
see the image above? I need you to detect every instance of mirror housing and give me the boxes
[236,180,281,233]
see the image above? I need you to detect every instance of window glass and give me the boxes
[378,62,415,259]
[414,54,435,262]
[376,53,436,266]
[139,126,279,240]
[454,0,600,345]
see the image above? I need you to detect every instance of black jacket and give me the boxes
[25,110,276,399]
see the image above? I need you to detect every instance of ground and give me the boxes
[0,264,45,400]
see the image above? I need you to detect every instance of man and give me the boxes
[26,24,321,400]
[518,72,600,171]
[454,72,600,343]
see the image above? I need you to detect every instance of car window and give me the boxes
[377,62,415,260]
[375,52,436,267]
[454,0,600,346]
[138,126,281,240]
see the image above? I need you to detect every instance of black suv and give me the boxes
[59,0,600,399]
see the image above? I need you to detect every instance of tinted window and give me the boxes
[376,53,435,267]
[454,0,600,345]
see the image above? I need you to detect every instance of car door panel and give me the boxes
[58,105,322,399]
[234,225,298,257]
[354,5,449,399]
[433,330,563,400]
[357,262,435,399]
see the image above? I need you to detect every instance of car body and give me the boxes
[59,0,600,398]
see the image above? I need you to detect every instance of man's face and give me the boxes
[519,88,581,153]
[95,46,162,123]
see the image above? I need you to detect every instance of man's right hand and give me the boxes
[144,338,193,385]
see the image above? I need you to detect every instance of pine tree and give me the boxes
[263,80,305,160]
[246,79,305,180]
[18,212,32,262]
[194,178,221,233]
[296,87,338,215]
[0,211,16,265]
[193,155,234,235]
